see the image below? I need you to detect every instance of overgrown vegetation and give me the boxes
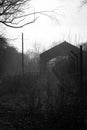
[0,69,86,129]
[0,37,87,129]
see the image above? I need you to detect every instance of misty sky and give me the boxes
[2,0,87,52]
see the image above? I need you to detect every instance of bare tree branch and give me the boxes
[0,16,39,28]
[0,0,31,27]
[0,9,60,28]
[81,0,87,7]
[0,0,60,28]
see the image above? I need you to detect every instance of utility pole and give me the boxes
[22,32,24,74]
[80,45,83,92]
[79,45,84,127]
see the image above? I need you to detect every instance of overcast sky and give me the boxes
[2,0,87,52]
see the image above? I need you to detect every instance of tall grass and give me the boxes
[0,71,79,111]
[0,71,86,129]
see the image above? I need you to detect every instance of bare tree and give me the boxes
[81,0,87,6]
[82,0,87,4]
[0,0,30,27]
[0,0,59,28]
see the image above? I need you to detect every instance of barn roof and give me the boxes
[40,41,80,62]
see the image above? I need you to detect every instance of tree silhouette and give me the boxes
[0,0,31,28]
[0,0,59,28]
[0,35,8,77]
[3,46,22,76]
[81,0,87,6]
